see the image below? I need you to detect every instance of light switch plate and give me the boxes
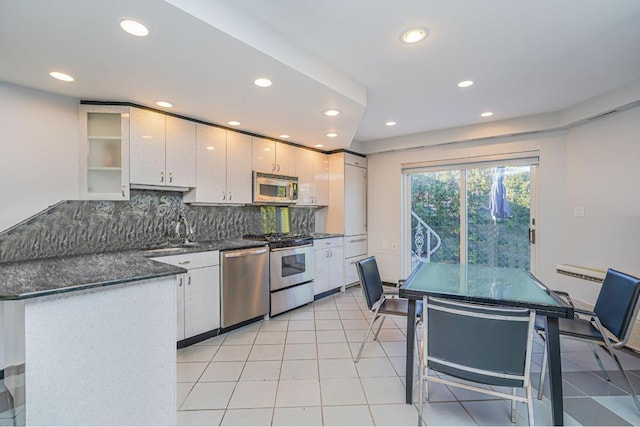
[574,207,585,217]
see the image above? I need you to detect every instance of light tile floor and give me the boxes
[176,286,640,426]
[3,285,640,425]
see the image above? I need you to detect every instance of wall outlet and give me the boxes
[574,207,585,217]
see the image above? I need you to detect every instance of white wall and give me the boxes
[0,82,80,232]
[366,104,640,309]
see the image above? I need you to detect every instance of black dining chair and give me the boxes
[536,268,640,412]
[419,296,536,425]
[353,256,421,363]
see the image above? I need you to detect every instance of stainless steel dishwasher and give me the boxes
[221,246,269,328]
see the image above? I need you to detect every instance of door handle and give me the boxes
[528,228,536,244]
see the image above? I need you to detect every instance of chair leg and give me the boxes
[373,316,386,340]
[511,388,517,423]
[607,343,640,413]
[538,344,547,400]
[526,383,535,426]
[589,342,610,381]
[355,313,380,363]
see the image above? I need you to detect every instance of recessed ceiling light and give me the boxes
[481,111,494,117]
[323,109,341,117]
[458,80,474,88]
[155,101,172,108]
[279,134,290,139]
[401,28,427,44]
[314,144,324,148]
[385,121,396,126]
[120,19,149,37]
[254,78,272,88]
[326,132,338,138]
[49,71,74,82]
[206,146,215,151]
[228,120,241,126]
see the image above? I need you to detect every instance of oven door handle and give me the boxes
[270,244,314,252]
[223,248,268,258]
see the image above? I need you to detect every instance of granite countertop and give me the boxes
[311,233,344,239]
[0,239,269,301]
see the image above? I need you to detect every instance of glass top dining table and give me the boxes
[399,262,574,425]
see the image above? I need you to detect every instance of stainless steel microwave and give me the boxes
[253,171,298,204]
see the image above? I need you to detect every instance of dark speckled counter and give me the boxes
[311,233,344,239]
[0,239,268,300]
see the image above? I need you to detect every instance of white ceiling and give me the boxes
[1,0,640,151]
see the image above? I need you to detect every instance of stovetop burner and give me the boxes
[243,233,313,249]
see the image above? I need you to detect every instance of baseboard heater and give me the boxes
[556,264,606,282]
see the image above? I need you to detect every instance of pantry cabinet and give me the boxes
[79,105,130,200]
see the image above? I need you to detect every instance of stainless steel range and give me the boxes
[244,233,314,316]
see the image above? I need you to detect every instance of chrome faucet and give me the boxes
[175,215,194,244]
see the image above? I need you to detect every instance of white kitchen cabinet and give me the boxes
[327,152,368,286]
[344,164,367,235]
[79,105,130,200]
[152,251,220,341]
[165,115,196,187]
[314,237,344,295]
[296,149,329,206]
[184,125,252,204]
[130,108,196,188]
[252,137,296,176]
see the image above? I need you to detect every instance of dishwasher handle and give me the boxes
[223,248,268,258]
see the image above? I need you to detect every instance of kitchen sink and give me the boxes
[143,242,200,255]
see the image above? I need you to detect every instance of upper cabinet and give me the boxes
[296,149,329,206]
[183,125,252,204]
[79,105,130,200]
[129,108,196,189]
[252,137,296,177]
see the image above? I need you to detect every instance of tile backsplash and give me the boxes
[0,190,315,263]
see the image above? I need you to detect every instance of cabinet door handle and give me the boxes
[349,238,366,243]
[178,260,190,265]
[160,171,164,183]
[277,164,280,172]
[121,185,126,197]
[329,250,332,257]
[272,162,276,172]
[178,277,183,287]
[169,172,173,183]
[222,191,226,200]
[187,275,192,285]
[228,191,232,200]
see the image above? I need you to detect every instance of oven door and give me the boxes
[270,244,314,291]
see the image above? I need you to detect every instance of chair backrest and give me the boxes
[424,296,535,388]
[593,268,640,342]
[356,256,384,310]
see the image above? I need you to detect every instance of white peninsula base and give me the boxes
[3,277,177,426]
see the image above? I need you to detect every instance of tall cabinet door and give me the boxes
[130,108,166,185]
[194,124,227,203]
[226,131,253,204]
[165,116,196,187]
[314,151,329,205]
[344,164,367,235]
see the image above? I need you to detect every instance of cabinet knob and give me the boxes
[160,171,164,183]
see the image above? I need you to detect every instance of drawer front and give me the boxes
[344,235,367,258]
[152,250,220,269]
[314,237,343,249]
[345,255,369,285]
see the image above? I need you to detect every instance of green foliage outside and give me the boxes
[411,166,530,269]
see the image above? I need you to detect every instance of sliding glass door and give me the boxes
[406,162,536,274]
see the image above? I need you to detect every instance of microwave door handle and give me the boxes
[288,182,294,200]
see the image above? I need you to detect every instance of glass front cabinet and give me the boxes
[79,105,130,200]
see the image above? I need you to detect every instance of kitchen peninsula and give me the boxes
[0,251,185,425]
